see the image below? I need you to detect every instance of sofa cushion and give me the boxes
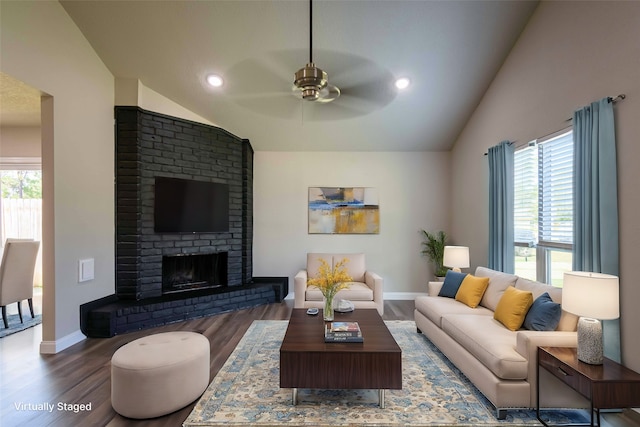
[332,253,365,282]
[515,277,578,332]
[306,253,366,283]
[494,286,533,331]
[523,292,562,331]
[455,275,490,308]
[415,295,493,328]
[306,281,372,301]
[439,270,468,298]
[306,253,333,279]
[441,314,528,380]
[475,266,519,311]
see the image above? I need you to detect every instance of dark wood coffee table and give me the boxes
[279,308,402,408]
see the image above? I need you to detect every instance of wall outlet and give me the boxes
[79,258,95,282]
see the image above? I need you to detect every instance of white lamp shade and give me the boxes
[443,246,470,269]
[562,271,619,320]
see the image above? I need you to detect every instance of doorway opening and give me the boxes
[0,165,43,327]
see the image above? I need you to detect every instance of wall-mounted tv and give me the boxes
[154,177,229,233]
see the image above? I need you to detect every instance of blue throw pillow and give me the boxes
[523,292,562,331]
[438,270,468,298]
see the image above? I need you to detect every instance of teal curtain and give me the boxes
[573,97,620,362]
[488,141,514,273]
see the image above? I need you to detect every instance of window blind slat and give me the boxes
[514,130,573,248]
[538,131,573,246]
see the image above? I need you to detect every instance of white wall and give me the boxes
[114,78,217,126]
[450,1,640,371]
[1,1,115,351]
[253,151,451,296]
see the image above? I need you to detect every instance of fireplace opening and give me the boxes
[162,252,228,295]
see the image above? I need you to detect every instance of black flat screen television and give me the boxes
[154,177,229,233]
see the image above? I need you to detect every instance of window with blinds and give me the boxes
[514,130,573,249]
[538,131,573,249]
[514,145,538,247]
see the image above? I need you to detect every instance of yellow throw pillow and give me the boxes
[494,286,534,331]
[455,274,490,308]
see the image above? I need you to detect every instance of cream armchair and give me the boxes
[0,239,40,328]
[294,253,384,315]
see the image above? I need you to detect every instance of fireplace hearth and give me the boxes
[162,252,228,295]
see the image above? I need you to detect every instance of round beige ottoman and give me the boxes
[111,331,210,419]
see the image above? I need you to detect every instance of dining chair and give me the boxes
[0,239,41,328]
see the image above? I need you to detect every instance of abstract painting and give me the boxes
[308,187,379,234]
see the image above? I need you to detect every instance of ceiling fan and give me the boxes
[292,0,340,103]
[227,0,397,120]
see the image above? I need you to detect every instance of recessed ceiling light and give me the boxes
[395,78,410,90]
[206,74,224,88]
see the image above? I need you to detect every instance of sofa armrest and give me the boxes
[365,271,384,315]
[427,281,443,296]
[294,270,308,308]
[516,330,577,406]
[365,271,383,297]
[516,330,577,380]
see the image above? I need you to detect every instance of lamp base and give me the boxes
[451,267,461,273]
[577,317,603,365]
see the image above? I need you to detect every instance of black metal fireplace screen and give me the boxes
[162,252,228,294]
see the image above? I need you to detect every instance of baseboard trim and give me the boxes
[384,292,422,300]
[284,292,422,301]
[39,330,86,354]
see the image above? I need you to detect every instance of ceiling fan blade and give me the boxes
[339,77,396,108]
[233,93,300,119]
[300,99,361,121]
[224,57,302,118]
[226,57,290,97]
[316,84,340,103]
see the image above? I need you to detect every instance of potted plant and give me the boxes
[421,230,449,280]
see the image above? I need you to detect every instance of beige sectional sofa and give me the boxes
[414,266,589,419]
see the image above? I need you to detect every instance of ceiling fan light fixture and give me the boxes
[294,63,328,101]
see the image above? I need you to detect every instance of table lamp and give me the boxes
[562,271,619,365]
[443,246,469,273]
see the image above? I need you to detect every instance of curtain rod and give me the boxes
[610,94,626,103]
[483,141,514,156]
[483,94,627,155]
[565,94,626,122]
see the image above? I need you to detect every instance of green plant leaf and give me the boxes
[420,230,449,277]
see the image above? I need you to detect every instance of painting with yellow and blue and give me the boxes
[308,187,379,234]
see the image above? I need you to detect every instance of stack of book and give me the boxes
[324,321,363,343]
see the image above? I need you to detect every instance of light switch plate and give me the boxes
[79,258,95,282]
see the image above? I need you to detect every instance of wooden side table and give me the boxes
[537,346,640,427]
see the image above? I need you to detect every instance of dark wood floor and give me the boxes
[0,300,415,427]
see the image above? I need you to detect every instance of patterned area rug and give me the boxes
[184,320,588,426]
[0,314,41,339]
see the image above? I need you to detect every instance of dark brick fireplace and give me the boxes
[162,252,228,294]
[114,107,251,299]
[80,107,282,338]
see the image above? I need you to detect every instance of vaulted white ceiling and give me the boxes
[54,1,537,151]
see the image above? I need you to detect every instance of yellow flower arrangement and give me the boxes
[307,258,353,320]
